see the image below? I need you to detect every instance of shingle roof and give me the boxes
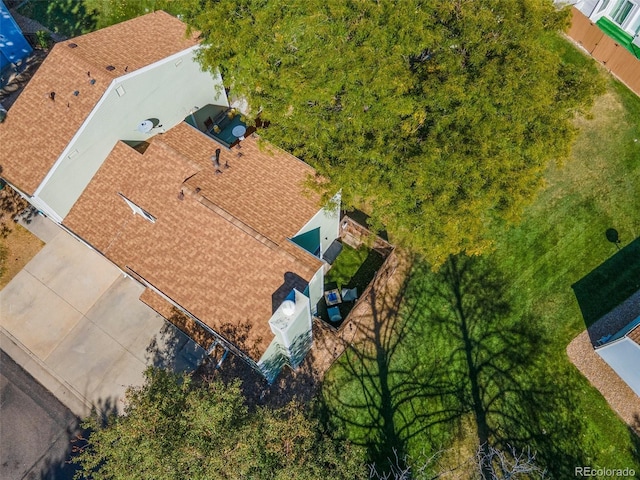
[64,126,324,361]
[160,122,321,245]
[0,11,198,194]
[628,324,640,346]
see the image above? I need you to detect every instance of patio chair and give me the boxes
[204,117,214,132]
[327,306,342,323]
[341,287,358,302]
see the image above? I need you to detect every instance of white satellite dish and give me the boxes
[137,120,154,134]
[281,300,296,317]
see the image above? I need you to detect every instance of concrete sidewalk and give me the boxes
[0,215,207,417]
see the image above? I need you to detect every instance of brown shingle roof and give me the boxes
[63,11,198,78]
[0,11,198,194]
[628,324,640,346]
[160,123,320,245]
[64,128,324,361]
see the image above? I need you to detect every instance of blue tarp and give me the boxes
[0,1,32,74]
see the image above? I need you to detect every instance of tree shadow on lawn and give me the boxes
[321,264,458,474]
[321,253,588,478]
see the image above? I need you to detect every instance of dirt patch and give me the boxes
[0,222,43,290]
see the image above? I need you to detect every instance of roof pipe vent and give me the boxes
[212,148,222,174]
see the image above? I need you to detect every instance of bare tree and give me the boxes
[0,167,36,237]
[477,444,546,480]
[368,444,545,480]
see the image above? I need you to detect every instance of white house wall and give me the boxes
[34,47,228,220]
[260,289,314,382]
[294,191,341,258]
[307,265,324,314]
[574,0,600,16]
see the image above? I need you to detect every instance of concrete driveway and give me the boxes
[0,215,207,417]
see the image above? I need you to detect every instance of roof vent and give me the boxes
[212,148,223,174]
[282,300,296,317]
[106,65,115,71]
[73,90,79,96]
[68,43,78,48]
[49,91,55,101]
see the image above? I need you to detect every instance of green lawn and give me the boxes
[322,43,640,477]
[15,0,188,38]
[17,0,98,37]
[325,243,385,292]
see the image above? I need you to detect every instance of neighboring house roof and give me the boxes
[0,11,198,194]
[63,125,324,361]
[0,0,32,75]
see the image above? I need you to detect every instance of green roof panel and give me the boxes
[291,227,321,256]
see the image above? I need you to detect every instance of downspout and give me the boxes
[589,0,604,19]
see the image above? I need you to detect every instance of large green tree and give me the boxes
[73,369,365,479]
[186,0,602,263]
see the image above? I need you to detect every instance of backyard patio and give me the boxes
[315,215,392,328]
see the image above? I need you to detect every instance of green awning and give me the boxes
[291,228,321,256]
[596,17,640,58]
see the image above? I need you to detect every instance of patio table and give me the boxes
[324,289,342,306]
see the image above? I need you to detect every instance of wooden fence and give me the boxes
[567,8,640,96]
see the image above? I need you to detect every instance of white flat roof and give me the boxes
[597,337,640,397]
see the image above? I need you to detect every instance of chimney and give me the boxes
[212,149,222,174]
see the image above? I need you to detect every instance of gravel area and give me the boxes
[567,331,640,436]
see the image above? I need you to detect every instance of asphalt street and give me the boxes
[0,349,81,480]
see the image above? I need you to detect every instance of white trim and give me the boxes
[28,195,63,223]
[33,45,202,200]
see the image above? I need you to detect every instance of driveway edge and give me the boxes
[1,326,91,417]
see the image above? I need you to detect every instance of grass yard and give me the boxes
[16,0,98,38]
[318,243,386,325]
[322,40,640,477]
[325,243,385,292]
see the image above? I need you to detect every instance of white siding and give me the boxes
[260,289,314,381]
[293,191,341,257]
[33,47,228,219]
[307,266,324,314]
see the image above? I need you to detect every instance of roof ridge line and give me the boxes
[182,184,292,256]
